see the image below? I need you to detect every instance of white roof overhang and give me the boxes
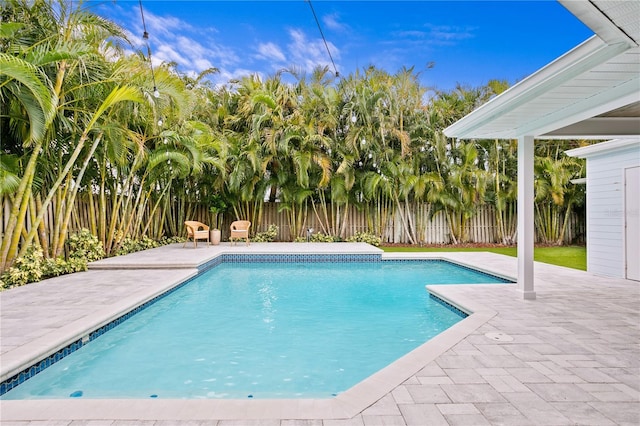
[565,138,640,158]
[444,0,640,140]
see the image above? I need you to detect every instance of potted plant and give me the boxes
[209,194,227,245]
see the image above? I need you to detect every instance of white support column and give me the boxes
[517,135,536,300]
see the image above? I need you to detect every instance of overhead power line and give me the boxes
[306,0,339,77]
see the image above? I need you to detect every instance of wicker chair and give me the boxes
[230,220,251,246]
[183,221,210,248]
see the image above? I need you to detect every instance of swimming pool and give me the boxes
[1,258,509,400]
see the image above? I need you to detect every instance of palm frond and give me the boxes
[0,52,56,143]
[0,153,21,195]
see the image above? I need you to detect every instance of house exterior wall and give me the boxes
[584,144,640,278]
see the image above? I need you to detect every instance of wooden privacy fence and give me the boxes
[1,196,585,249]
[254,203,584,245]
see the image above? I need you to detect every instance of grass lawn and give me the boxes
[382,245,587,271]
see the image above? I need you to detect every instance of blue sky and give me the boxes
[92,1,594,91]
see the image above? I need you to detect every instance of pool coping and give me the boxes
[0,244,511,421]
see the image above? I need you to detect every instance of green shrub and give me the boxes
[252,224,278,242]
[1,246,44,288]
[42,257,87,277]
[346,232,382,247]
[139,236,160,250]
[159,236,185,245]
[115,235,176,256]
[314,233,340,242]
[294,232,341,243]
[0,229,103,289]
[114,237,137,256]
[115,236,160,256]
[41,257,71,277]
[67,229,104,262]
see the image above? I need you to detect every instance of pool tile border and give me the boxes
[429,293,469,318]
[382,258,514,283]
[0,340,83,396]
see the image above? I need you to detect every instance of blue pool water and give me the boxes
[2,260,507,400]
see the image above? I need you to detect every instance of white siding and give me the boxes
[586,145,640,278]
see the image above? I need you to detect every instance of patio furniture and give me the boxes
[230,220,251,246]
[184,221,210,248]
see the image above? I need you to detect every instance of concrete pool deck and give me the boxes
[0,243,638,425]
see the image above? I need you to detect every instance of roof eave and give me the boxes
[443,36,631,140]
[565,138,640,158]
[559,0,638,46]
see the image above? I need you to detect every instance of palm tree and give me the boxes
[1,0,58,269]
[534,144,585,245]
[481,138,518,245]
[0,0,135,269]
[429,133,488,244]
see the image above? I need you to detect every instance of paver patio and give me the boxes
[1,243,638,425]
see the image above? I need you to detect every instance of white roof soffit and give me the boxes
[565,138,640,158]
[444,1,640,141]
[560,0,638,46]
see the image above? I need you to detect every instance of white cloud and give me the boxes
[174,35,238,68]
[143,11,193,37]
[208,68,263,89]
[255,42,286,63]
[427,24,475,42]
[109,5,243,84]
[98,5,343,86]
[390,24,476,48]
[395,30,428,39]
[323,13,348,32]
[154,44,184,66]
[194,58,215,72]
[286,28,340,74]
[248,29,342,76]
